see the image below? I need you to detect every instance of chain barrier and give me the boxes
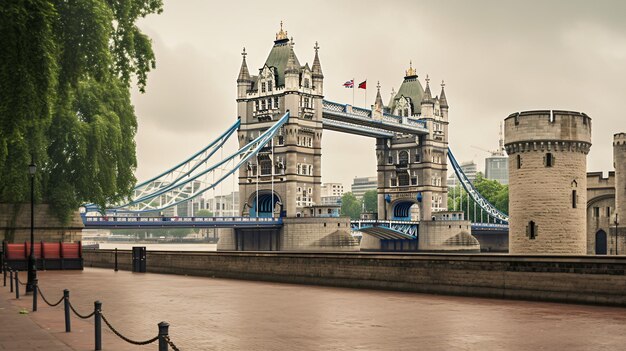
[164,335,182,351]
[100,313,160,346]
[68,300,95,319]
[37,286,64,307]
[17,276,27,286]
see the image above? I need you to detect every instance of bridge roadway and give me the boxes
[5,268,626,350]
[83,215,508,236]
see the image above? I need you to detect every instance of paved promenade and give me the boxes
[2,268,626,350]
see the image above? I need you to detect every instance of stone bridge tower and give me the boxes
[505,110,592,255]
[376,64,449,221]
[236,24,324,218]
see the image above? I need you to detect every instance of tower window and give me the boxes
[268,81,273,91]
[399,151,409,166]
[261,82,266,93]
[516,154,521,169]
[304,78,310,88]
[527,220,537,240]
[572,190,577,208]
[593,207,600,218]
[545,153,553,167]
[274,97,279,109]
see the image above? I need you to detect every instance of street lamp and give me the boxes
[26,159,36,293]
[615,213,620,256]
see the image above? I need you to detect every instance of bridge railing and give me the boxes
[84,216,282,223]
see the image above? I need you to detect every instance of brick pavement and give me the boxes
[2,268,626,350]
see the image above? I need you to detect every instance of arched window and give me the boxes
[399,151,409,166]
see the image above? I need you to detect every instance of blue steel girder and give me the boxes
[448,147,509,223]
[351,220,419,237]
[322,100,429,136]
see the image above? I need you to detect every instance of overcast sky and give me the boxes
[130,0,626,193]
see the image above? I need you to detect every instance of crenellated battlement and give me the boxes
[614,132,626,146]
[504,110,591,147]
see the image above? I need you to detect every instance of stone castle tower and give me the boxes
[375,64,449,221]
[614,132,626,239]
[504,110,592,255]
[236,23,324,218]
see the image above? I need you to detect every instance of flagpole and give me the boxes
[352,77,355,106]
[364,79,367,108]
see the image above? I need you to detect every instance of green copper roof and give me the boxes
[264,40,301,87]
[389,76,424,113]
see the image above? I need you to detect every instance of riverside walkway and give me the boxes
[2,268,626,350]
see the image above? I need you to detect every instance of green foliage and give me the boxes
[362,190,378,213]
[448,173,509,222]
[195,209,214,217]
[340,192,362,220]
[0,0,163,222]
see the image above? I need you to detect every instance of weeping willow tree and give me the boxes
[0,0,163,222]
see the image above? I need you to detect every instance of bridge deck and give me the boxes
[82,216,283,229]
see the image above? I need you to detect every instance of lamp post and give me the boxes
[26,159,36,293]
[615,213,620,256]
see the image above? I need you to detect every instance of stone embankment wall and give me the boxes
[84,250,626,306]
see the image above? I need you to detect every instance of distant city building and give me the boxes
[321,183,344,205]
[206,191,240,217]
[485,155,508,184]
[447,161,477,187]
[351,176,377,199]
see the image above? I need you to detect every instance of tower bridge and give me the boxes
[83,24,508,252]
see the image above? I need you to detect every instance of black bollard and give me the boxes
[9,270,13,292]
[32,278,38,312]
[158,321,170,351]
[14,271,19,299]
[114,248,118,272]
[64,290,71,332]
[94,300,102,351]
[3,265,6,287]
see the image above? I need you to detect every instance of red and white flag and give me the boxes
[343,80,354,88]
[358,80,367,89]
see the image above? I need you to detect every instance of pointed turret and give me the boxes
[284,40,299,75]
[237,48,251,83]
[421,74,433,104]
[237,48,252,99]
[374,81,384,109]
[312,41,323,78]
[284,39,299,90]
[439,80,448,108]
[387,87,396,108]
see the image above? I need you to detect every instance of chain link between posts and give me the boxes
[100,313,160,346]
[164,335,182,351]
[37,286,64,307]
[68,300,95,319]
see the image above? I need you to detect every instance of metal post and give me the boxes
[3,265,6,287]
[94,301,102,351]
[15,271,19,299]
[158,321,170,351]
[64,289,71,332]
[114,248,118,272]
[9,269,13,292]
[615,214,620,255]
[32,278,38,311]
[27,158,37,293]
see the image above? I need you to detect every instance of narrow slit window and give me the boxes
[545,153,553,167]
[516,154,521,169]
[528,220,537,240]
[572,190,577,208]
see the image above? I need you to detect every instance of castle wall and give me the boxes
[505,110,591,255]
[586,172,615,254]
